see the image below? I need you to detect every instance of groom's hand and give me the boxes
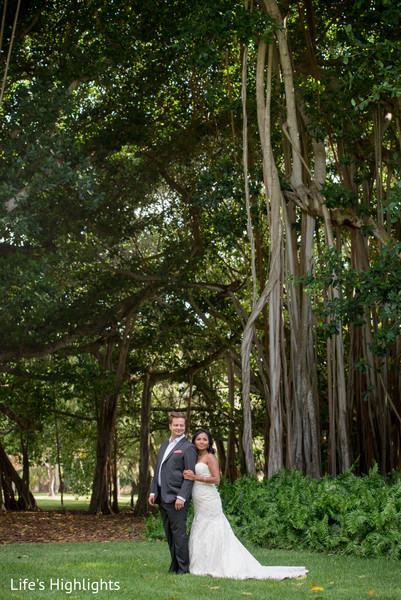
[175,498,184,510]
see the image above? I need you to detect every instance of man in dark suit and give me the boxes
[149,411,197,574]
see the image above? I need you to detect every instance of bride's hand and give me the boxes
[183,469,195,480]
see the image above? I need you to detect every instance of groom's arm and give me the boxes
[149,442,166,503]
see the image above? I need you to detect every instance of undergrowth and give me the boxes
[144,465,401,559]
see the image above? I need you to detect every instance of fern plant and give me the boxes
[218,465,401,558]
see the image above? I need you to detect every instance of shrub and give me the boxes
[218,465,401,559]
[143,466,401,559]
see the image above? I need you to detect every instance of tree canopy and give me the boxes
[1,0,400,513]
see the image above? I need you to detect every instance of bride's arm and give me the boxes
[204,454,220,484]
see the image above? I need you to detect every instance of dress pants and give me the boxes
[159,498,189,574]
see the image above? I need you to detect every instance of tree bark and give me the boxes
[20,431,30,488]
[88,392,119,514]
[0,440,37,510]
[111,433,119,513]
[0,476,5,513]
[225,352,238,482]
[316,156,351,473]
[88,313,136,515]
[241,41,257,476]
[255,37,284,477]
[134,372,153,516]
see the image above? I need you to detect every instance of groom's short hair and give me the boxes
[169,411,186,424]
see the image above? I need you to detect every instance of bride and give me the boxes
[183,428,308,580]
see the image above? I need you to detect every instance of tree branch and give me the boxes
[0,402,42,431]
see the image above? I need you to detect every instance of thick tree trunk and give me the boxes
[0,441,37,510]
[327,336,337,475]
[268,277,283,477]
[299,214,321,478]
[111,433,119,513]
[88,392,119,514]
[335,325,352,472]
[225,352,238,482]
[255,37,284,477]
[0,477,5,513]
[241,42,257,477]
[134,373,153,516]
[215,436,226,475]
[282,199,303,473]
[311,135,352,473]
[20,432,29,488]
[347,227,392,474]
[88,313,135,515]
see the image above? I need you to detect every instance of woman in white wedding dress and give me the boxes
[183,429,308,580]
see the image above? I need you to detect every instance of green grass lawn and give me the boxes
[34,495,133,511]
[1,539,400,600]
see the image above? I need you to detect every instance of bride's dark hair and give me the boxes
[192,428,216,454]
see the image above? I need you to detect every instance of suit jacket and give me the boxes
[150,437,197,504]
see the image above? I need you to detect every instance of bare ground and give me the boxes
[0,509,146,545]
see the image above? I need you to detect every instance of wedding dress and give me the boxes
[189,462,308,580]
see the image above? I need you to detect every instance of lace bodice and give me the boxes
[195,462,210,476]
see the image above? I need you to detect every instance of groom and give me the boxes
[148,411,197,574]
